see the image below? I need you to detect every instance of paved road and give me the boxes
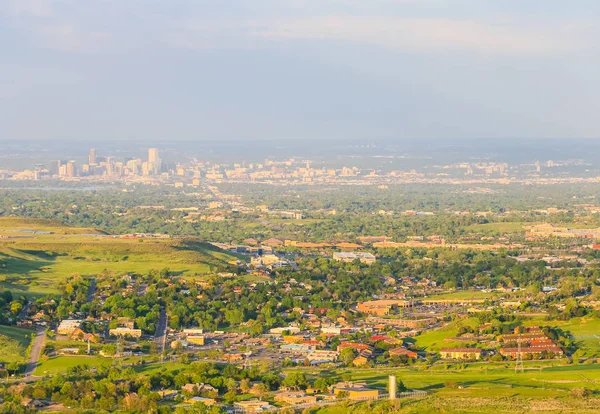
[86,278,96,303]
[18,300,31,321]
[24,327,45,377]
[154,308,167,354]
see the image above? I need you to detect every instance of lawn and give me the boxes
[413,318,480,351]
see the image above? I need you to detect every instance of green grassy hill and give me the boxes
[0,325,33,364]
[0,217,242,297]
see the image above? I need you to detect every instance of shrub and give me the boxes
[444,380,458,389]
[571,387,591,398]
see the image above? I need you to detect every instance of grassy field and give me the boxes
[0,217,102,235]
[34,355,186,376]
[0,325,33,364]
[413,315,600,356]
[465,222,525,234]
[522,316,600,357]
[294,362,600,413]
[0,217,241,297]
[316,395,600,413]
[34,355,142,375]
[426,290,498,300]
[0,325,34,347]
[413,318,480,351]
[466,221,600,236]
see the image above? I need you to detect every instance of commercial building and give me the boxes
[357,299,412,316]
[332,252,376,264]
[234,400,275,413]
[57,319,83,335]
[331,382,379,400]
[366,316,437,328]
[109,327,143,338]
[274,391,317,405]
[186,335,205,345]
[439,348,482,360]
[306,350,339,362]
[89,148,97,165]
[499,346,563,358]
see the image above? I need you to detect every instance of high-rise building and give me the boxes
[61,161,76,177]
[148,148,159,163]
[89,148,97,165]
[126,158,142,175]
[49,160,63,175]
[148,148,161,174]
[105,156,114,177]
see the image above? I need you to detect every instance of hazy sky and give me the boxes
[1,0,599,141]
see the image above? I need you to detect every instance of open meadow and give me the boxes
[0,217,242,297]
[295,361,600,413]
[0,325,34,364]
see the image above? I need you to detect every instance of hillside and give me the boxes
[0,217,241,297]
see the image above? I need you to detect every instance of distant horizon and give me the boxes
[3,137,600,143]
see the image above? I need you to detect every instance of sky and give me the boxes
[1,0,599,142]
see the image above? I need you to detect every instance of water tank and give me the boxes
[389,375,397,400]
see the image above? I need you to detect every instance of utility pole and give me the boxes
[515,338,524,374]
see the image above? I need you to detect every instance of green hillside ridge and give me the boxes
[0,217,242,297]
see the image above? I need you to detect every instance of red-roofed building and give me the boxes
[389,347,418,358]
[337,342,372,353]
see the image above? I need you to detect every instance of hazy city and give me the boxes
[2,1,600,414]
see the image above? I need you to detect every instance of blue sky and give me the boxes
[1,0,599,141]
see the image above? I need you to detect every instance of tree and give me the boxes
[240,378,251,393]
[252,383,269,400]
[10,301,23,314]
[281,372,308,390]
[340,348,358,366]
[102,343,117,356]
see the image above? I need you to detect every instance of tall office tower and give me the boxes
[126,158,141,175]
[65,161,76,177]
[49,160,62,175]
[89,148,97,165]
[148,148,161,174]
[106,156,114,177]
[148,148,159,163]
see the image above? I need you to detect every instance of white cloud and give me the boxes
[252,16,579,55]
